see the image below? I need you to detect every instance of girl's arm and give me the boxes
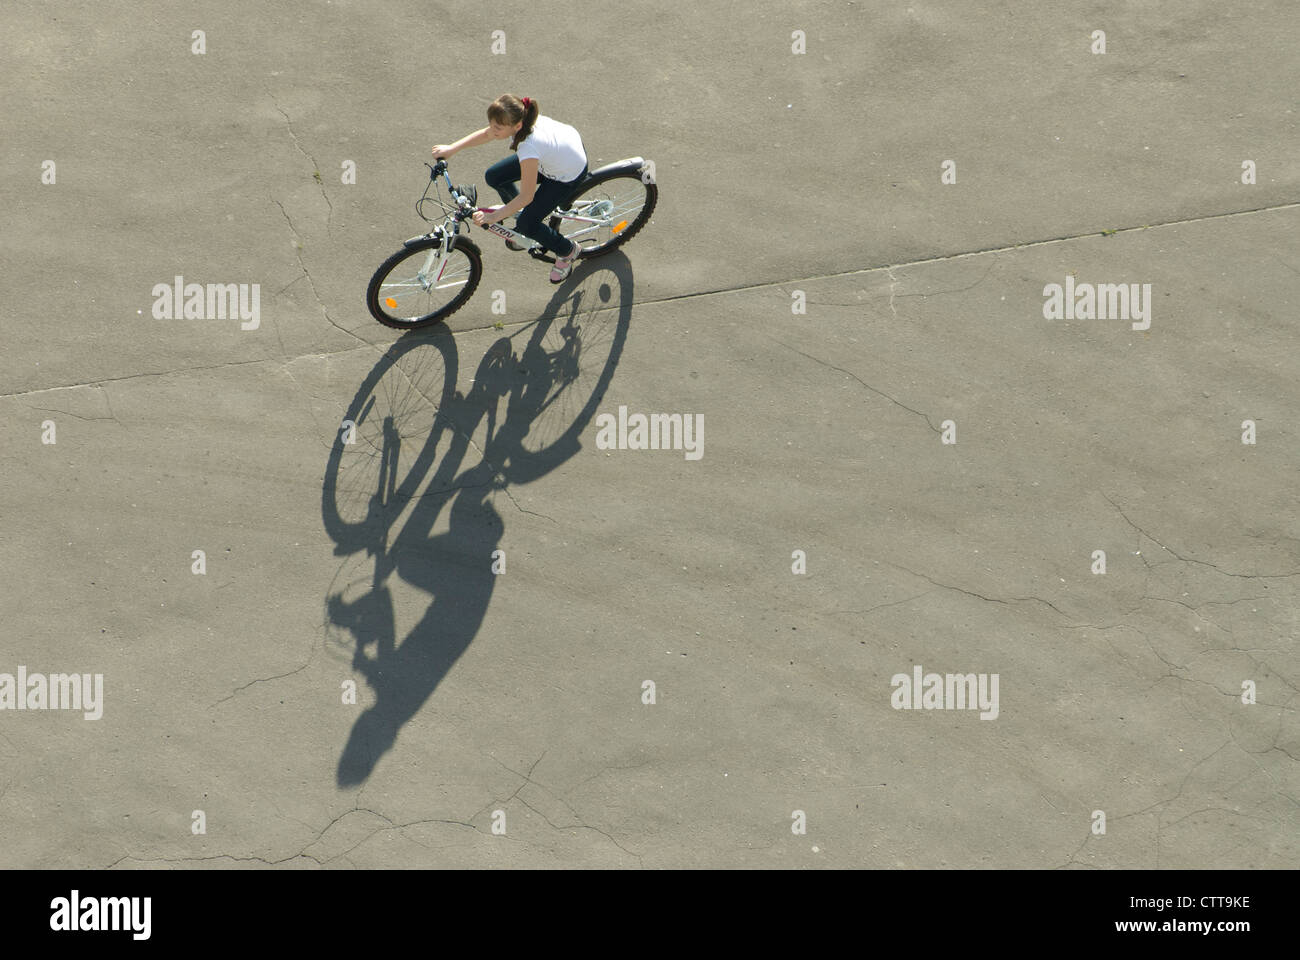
[432,127,494,157]
[480,158,539,224]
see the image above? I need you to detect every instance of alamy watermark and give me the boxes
[890,665,999,719]
[594,406,703,460]
[1042,276,1151,330]
[0,667,103,719]
[151,275,260,329]
[50,891,150,940]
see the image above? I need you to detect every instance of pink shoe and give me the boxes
[549,239,581,283]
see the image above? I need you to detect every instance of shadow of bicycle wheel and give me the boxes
[321,251,635,787]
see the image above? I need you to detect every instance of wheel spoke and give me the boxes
[551,174,653,253]
[371,244,478,326]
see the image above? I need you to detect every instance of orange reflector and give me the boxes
[384,297,397,308]
[612,220,628,234]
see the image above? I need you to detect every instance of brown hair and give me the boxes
[487,94,538,151]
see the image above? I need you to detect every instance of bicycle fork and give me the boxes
[417,236,453,290]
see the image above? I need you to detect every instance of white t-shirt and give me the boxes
[516,115,587,183]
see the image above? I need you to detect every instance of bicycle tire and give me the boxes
[366,236,483,329]
[548,171,657,259]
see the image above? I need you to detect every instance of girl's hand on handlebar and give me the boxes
[431,144,455,158]
[474,205,503,227]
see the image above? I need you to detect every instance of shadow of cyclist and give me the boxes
[326,253,633,787]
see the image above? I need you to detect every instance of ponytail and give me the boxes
[514,97,539,150]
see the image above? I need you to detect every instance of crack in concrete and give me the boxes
[515,794,644,866]
[23,405,117,424]
[104,802,501,870]
[308,811,489,864]
[1228,726,1300,808]
[563,759,656,798]
[106,851,325,868]
[1160,806,1277,831]
[212,653,315,706]
[777,341,940,432]
[275,360,340,453]
[1054,831,1096,870]
[0,355,331,402]
[271,198,369,350]
[495,484,557,523]
[486,750,549,802]
[97,383,116,423]
[887,561,1073,620]
[867,260,998,322]
[1097,720,1297,868]
[274,274,306,298]
[829,592,934,618]
[476,751,643,865]
[1103,492,1300,580]
[1054,739,1235,869]
[1231,692,1300,810]
[1139,596,1218,641]
[266,299,289,359]
[271,95,334,238]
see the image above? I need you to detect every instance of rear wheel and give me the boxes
[366,236,482,329]
[498,259,630,483]
[548,171,657,259]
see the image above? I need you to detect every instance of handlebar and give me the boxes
[425,159,478,215]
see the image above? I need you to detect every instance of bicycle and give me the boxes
[366,155,657,329]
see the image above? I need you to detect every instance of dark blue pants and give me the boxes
[484,154,588,256]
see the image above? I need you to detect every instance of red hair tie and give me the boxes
[521,97,532,109]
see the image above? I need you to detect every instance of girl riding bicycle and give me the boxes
[432,95,588,283]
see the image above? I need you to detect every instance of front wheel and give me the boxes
[366,235,482,329]
[548,171,657,259]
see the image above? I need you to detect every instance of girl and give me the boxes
[432,95,589,284]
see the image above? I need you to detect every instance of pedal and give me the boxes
[527,246,556,264]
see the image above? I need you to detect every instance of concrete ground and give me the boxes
[1,0,1296,868]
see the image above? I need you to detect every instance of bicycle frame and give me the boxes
[411,162,618,278]
[477,197,617,249]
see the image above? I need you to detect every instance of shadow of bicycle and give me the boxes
[321,252,635,787]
